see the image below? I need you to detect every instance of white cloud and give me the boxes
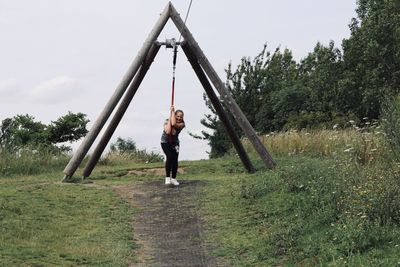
[0,78,22,102]
[30,75,82,104]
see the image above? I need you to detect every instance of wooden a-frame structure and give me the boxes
[62,2,276,179]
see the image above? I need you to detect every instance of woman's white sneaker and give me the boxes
[165,177,171,185]
[170,178,179,186]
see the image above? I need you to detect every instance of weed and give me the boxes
[244,127,389,165]
[0,149,69,177]
[381,95,400,161]
[199,155,400,266]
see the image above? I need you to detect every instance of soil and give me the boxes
[126,167,186,177]
[114,179,220,267]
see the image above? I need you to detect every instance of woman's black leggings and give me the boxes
[161,143,179,178]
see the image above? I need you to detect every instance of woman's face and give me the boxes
[175,111,184,123]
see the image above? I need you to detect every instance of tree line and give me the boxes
[197,0,400,157]
[0,113,88,154]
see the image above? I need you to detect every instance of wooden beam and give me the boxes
[181,42,255,173]
[82,43,161,178]
[169,4,276,169]
[62,4,171,179]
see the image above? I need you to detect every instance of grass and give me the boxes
[1,126,400,266]
[0,171,135,266]
[243,126,389,165]
[194,156,400,266]
[0,149,70,177]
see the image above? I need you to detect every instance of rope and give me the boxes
[169,0,193,143]
[171,0,193,105]
[172,0,194,104]
[178,0,194,43]
[169,44,178,143]
[171,45,177,106]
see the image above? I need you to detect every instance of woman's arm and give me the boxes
[169,106,176,126]
[164,120,171,134]
[164,106,175,134]
[174,121,185,130]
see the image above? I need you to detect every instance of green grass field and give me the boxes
[197,157,400,266]
[1,128,400,266]
[0,170,135,266]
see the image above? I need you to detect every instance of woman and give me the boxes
[161,106,185,185]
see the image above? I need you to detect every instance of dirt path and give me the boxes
[115,179,219,267]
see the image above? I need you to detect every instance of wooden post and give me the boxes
[82,43,161,178]
[181,42,255,173]
[62,4,171,179]
[169,4,276,169]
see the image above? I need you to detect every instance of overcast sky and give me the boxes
[0,0,357,160]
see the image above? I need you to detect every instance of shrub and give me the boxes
[381,95,400,161]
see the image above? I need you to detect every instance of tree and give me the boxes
[298,41,343,113]
[269,87,309,130]
[197,0,400,157]
[47,112,89,144]
[226,45,298,132]
[190,94,233,158]
[108,137,163,163]
[0,115,46,151]
[197,45,300,156]
[110,137,137,153]
[0,112,89,153]
[341,0,400,119]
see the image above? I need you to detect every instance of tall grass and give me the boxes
[0,146,163,177]
[209,116,400,265]
[0,149,70,177]
[243,125,388,165]
[381,95,400,161]
[98,149,163,166]
[231,156,400,265]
